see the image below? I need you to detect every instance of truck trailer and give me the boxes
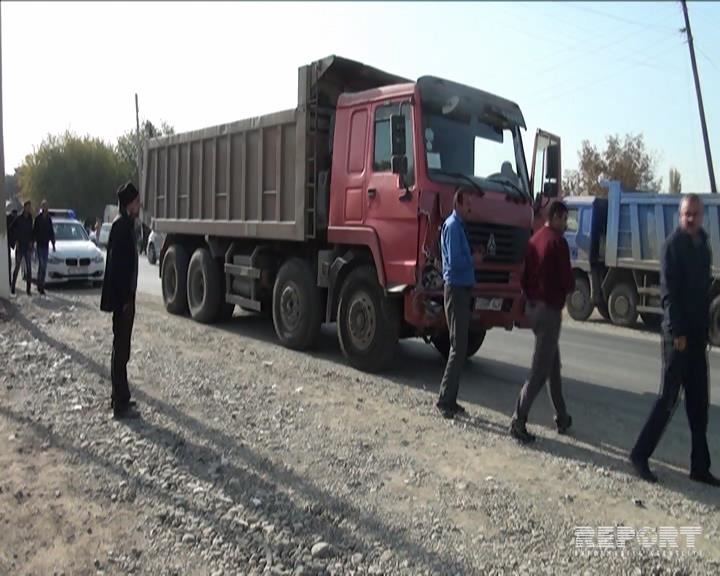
[142,55,561,372]
[564,180,720,345]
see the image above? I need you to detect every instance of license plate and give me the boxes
[475,297,503,311]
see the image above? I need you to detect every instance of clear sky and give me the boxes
[2,1,719,192]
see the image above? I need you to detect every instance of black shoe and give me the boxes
[113,405,140,420]
[436,402,455,420]
[556,414,573,435]
[451,402,467,416]
[110,399,137,409]
[510,421,536,444]
[629,456,658,484]
[689,471,720,487]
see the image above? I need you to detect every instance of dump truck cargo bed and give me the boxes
[141,55,410,243]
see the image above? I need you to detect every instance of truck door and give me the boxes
[363,101,419,286]
[530,129,562,232]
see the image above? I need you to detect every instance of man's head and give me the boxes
[117,182,141,218]
[40,200,48,214]
[23,200,32,215]
[547,200,569,233]
[453,188,472,220]
[11,209,17,217]
[679,194,703,237]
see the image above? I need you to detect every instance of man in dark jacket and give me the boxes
[6,209,17,279]
[630,194,719,486]
[101,182,141,419]
[10,201,34,296]
[32,200,56,295]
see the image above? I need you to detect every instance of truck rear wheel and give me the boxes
[337,266,400,373]
[710,295,720,347]
[608,282,638,327]
[187,248,222,324]
[162,244,189,315]
[272,258,321,350]
[566,275,593,322]
[431,330,486,361]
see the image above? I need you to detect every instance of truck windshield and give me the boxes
[422,108,529,198]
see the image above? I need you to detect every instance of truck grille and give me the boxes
[475,270,510,284]
[465,223,529,265]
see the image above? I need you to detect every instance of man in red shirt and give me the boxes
[511,201,575,443]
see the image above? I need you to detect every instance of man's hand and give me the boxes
[673,336,687,352]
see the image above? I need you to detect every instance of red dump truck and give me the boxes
[142,55,561,372]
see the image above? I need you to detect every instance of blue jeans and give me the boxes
[37,245,49,290]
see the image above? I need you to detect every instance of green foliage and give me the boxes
[116,120,175,180]
[668,168,682,194]
[16,132,132,221]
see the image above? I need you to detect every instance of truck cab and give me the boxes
[327,74,548,359]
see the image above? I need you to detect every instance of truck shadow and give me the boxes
[214,313,720,507]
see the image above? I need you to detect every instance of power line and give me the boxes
[564,2,679,34]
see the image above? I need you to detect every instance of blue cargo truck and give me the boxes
[563,180,720,346]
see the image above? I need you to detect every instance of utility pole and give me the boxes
[681,0,717,193]
[135,93,142,185]
[0,5,10,297]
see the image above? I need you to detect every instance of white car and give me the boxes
[147,230,165,265]
[30,218,106,286]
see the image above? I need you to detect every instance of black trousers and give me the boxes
[11,246,32,294]
[438,285,472,407]
[631,335,711,475]
[111,299,135,409]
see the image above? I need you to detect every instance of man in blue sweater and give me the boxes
[436,189,483,419]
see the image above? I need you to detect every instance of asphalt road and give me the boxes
[136,256,720,415]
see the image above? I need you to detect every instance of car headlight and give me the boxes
[92,255,104,263]
[48,256,62,264]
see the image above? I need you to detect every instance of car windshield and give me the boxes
[54,222,89,242]
[422,105,529,198]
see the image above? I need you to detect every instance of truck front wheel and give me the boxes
[710,295,720,347]
[337,266,400,373]
[608,282,638,327]
[272,258,322,350]
[187,248,223,324]
[162,244,189,315]
[566,275,593,321]
[431,329,486,361]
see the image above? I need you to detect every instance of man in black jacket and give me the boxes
[101,182,141,419]
[10,201,34,296]
[32,200,56,295]
[630,194,719,486]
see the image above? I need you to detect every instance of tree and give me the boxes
[16,131,130,221]
[116,120,174,181]
[563,133,661,196]
[668,168,682,194]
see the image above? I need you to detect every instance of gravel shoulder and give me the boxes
[1,290,719,575]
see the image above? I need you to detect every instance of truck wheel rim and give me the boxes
[347,292,375,351]
[614,296,629,317]
[280,283,301,330]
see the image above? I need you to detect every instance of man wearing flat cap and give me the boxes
[101,182,141,419]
